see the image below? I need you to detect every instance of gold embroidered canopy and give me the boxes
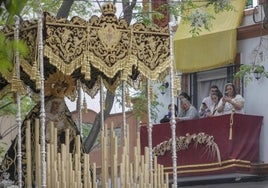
[0,3,170,100]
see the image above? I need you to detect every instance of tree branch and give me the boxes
[56,0,75,19]
[83,90,115,153]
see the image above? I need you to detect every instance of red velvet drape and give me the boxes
[140,114,263,176]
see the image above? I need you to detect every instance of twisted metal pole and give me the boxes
[146,79,153,173]
[77,81,83,138]
[100,78,104,131]
[169,21,178,187]
[14,15,22,188]
[122,81,126,137]
[37,9,47,187]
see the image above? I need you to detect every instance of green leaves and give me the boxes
[131,84,162,122]
[2,0,28,24]
[0,34,13,76]
[0,94,35,117]
[235,64,268,86]
[207,0,234,13]
[185,8,215,36]
[155,0,233,36]
[0,33,28,77]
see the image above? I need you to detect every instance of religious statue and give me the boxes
[0,71,81,186]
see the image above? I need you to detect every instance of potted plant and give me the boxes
[235,64,268,84]
[253,65,265,80]
[158,82,169,95]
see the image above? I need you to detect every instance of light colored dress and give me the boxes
[218,94,245,114]
[210,103,222,116]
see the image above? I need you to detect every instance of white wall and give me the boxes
[154,80,172,123]
[238,37,268,163]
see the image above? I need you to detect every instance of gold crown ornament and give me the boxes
[101,3,116,15]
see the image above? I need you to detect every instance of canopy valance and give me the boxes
[0,3,170,100]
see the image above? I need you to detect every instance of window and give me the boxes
[246,0,258,9]
[196,68,227,109]
[188,66,237,110]
[246,0,253,9]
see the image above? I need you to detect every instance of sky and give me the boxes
[65,92,125,114]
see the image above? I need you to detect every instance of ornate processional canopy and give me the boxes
[0,3,170,100]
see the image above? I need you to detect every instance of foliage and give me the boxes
[0,93,36,118]
[20,0,93,20]
[0,0,94,25]
[207,0,234,13]
[0,0,28,24]
[114,83,162,122]
[235,64,268,85]
[185,8,215,36]
[186,0,233,36]
[0,0,29,78]
[0,33,29,77]
[129,84,163,122]
[81,123,91,142]
[158,85,167,95]
[81,123,101,149]
[159,0,234,36]
[132,4,164,26]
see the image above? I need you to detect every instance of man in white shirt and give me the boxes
[199,85,219,111]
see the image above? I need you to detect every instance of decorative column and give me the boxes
[169,21,178,187]
[14,15,22,188]
[122,81,127,137]
[37,9,47,187]
[146,79,153,172]
[77,81,83,138]
[100,78,104,131]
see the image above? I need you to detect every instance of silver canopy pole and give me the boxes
[100,78,104,131]
[169,21,178,187]
[146,79,153,172]
[14,15,22,188]
[77,81,83,138]
[122,81,126,137]
[37,9,47,187]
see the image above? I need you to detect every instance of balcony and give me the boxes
[140,114,265,185]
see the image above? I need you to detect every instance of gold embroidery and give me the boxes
[1,3,170,99]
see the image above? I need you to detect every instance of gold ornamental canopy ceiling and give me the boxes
[0,3,170,100]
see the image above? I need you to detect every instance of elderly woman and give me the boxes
[177,98,199,120]
[217,83,245,114]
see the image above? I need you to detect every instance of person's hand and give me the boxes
[200,105,206,111]
[223,96,232,103]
